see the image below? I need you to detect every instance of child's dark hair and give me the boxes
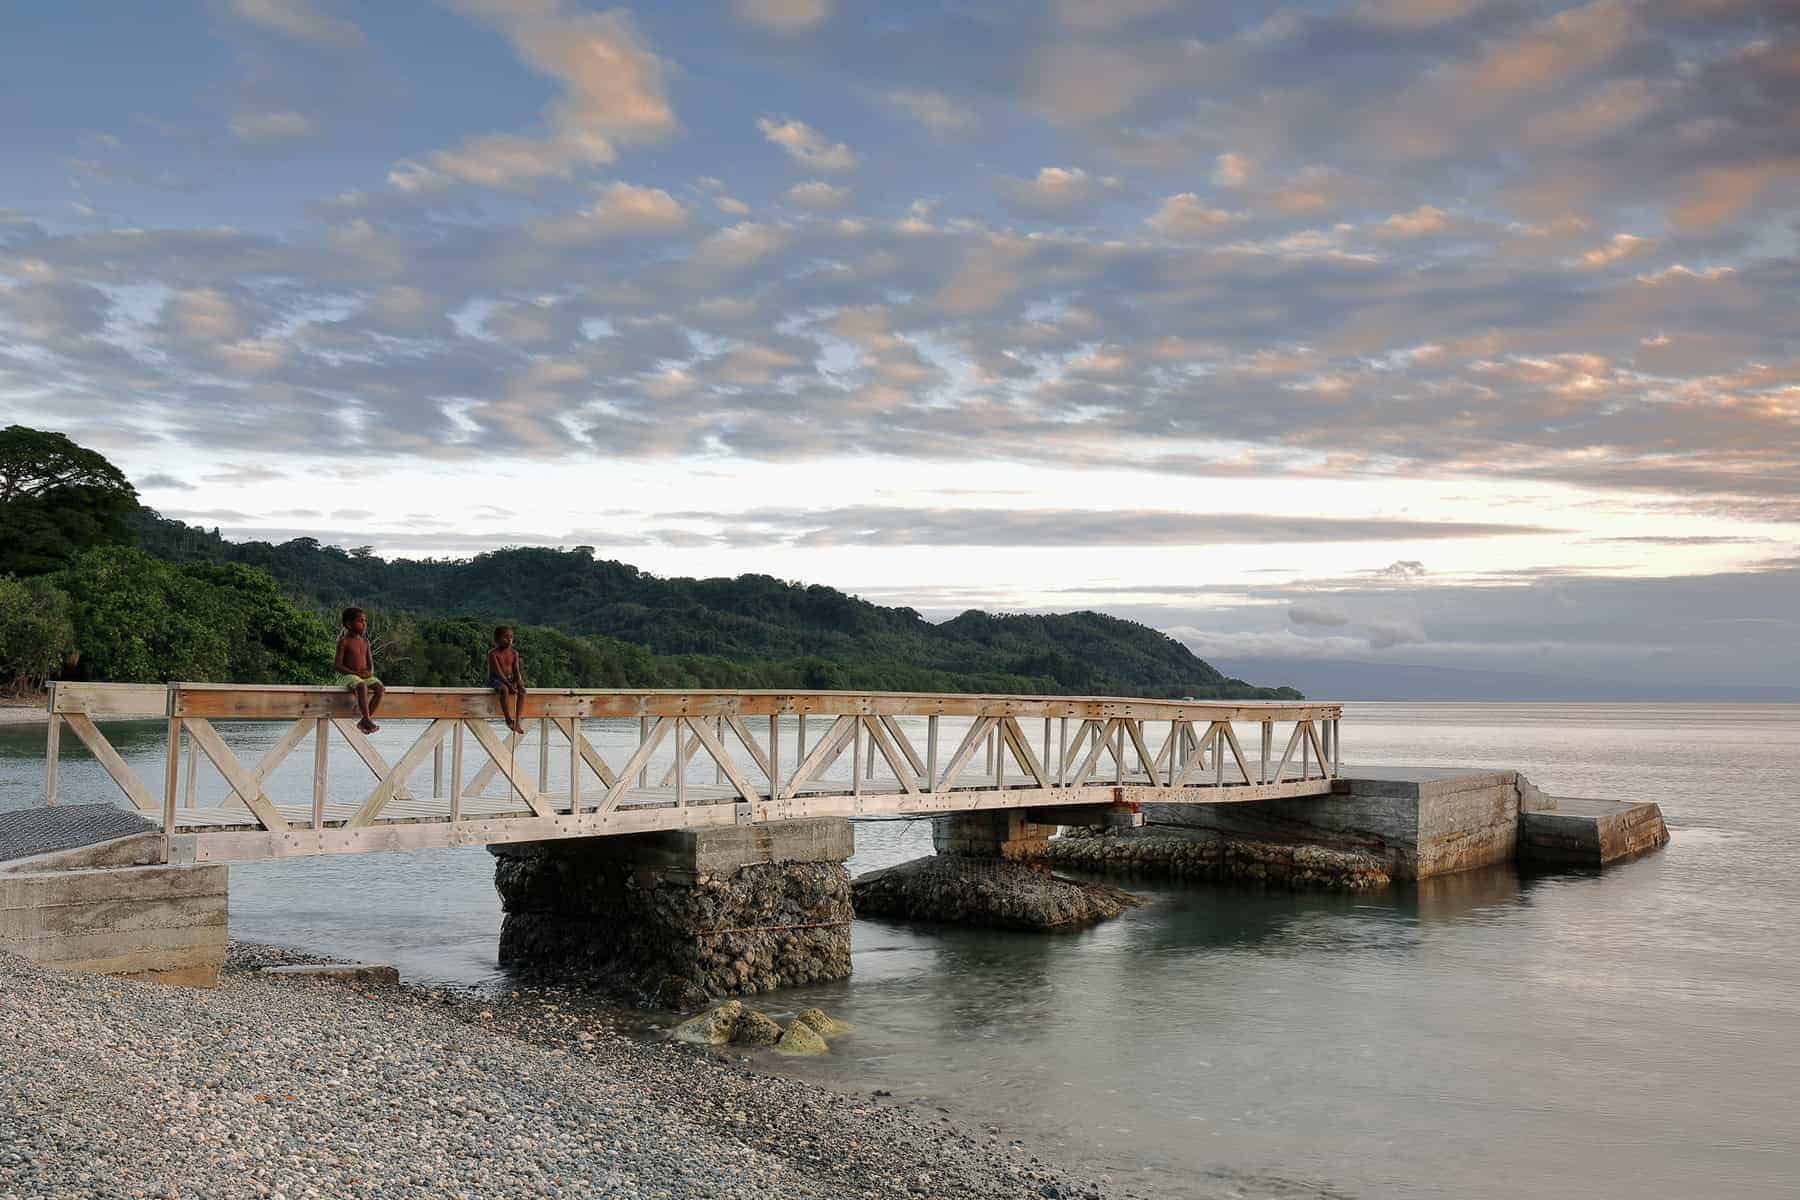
[494,625,513,641]
[341,607,366,629]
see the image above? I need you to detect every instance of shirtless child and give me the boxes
[487,626,527,734]
[334,607,385,733]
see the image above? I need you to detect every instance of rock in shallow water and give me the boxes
[774,1019,830,1056]
[795,1007,852,1037]
[671,999,742,1046]
[731,1009,783,1047]
[851,856,1146,930]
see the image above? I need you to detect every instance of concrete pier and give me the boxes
[0,805,227,988]
[491,818,854,1008]
[1519,796,1670,867]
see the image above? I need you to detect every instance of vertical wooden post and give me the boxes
[185,738,198,808]
[674,720,686,807]
[925,715,938,792]
[715,716,725,786]
[866,722,878,780]
[433,740,444,799]
[852,724,862,798]
[1042,718,1052,779]
[448,720,463,824]
[769,714,780,799]
[1057,717,1067,788]
[313,717,329,829]
[1261,721,1271,784]
[162,717,179,861]
[1301,722,1311,779]
[537,716,550,795]
[637,716,649,790]
[798,714,808,765]
[994,721,1005,789]
[984,727,994,776]
[45,715,60,806]
[569,719,580,814]
[1114,723,1124,785]
[1333,717,1341,777]
[1216,724,1225,787]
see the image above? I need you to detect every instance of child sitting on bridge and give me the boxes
[487,626,527,734]
[334,607,384,734]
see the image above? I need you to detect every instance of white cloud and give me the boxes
[228,111,315,143]
[399,3,676,191]
[757,117,860,172]
[999,166,1107,215]
[529,182,688,242]
[228,0,363,49]
[1212,153,1250,188]
[887,89,978,139]
[730,0,832,33]
[1146,193,1242,236]
[1375,204,1449,238]
[1579,232,1653,268]
[785,181,852,210]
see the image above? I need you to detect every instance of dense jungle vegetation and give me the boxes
[0,426,1300,700]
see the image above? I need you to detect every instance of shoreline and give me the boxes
[2,941,1128,1200]
[0,703,47,726]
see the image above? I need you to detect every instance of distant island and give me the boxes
[0,425,1299,700]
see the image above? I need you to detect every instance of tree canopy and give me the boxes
[0,425,140,576]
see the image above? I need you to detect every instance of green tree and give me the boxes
[0,426,140,576]
[0,576,76,688]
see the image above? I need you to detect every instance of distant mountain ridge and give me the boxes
[135,513,1301,700]
[1210,657,1800,702]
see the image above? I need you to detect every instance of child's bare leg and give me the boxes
[513,685,528,733]
[494,687,514,731]
[368,683,384,721]
[353,684,375,732]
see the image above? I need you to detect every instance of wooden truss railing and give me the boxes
[42,683,1342,864]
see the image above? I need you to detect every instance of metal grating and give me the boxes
[0,803,154,864]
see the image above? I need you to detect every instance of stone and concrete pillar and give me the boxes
[491,818,853,1009]
[930,810,1057,861]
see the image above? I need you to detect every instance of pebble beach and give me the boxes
[0,944,1120,1200]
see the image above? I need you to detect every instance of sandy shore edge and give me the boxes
[0,703,47,726]
[1,941,1126,1200]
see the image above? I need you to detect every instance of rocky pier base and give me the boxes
[492,819,853,1009]
[852,811,1146,930]
[1041,826,1392,890]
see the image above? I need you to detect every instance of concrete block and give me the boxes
[0,863,228,989]
[263,962,401,986]
[1520,799,1668,867]
[494,818,853,878]
[932,811,1057,861]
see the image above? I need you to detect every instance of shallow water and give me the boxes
[5,703,1797,1199]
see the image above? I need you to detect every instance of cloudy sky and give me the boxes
[3,0,1798,692]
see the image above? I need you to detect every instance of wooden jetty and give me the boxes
[42,683,1342,865]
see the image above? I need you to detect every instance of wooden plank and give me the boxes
[684,715,765,802]
[565,722,619,788]
[448,720,463,824]
[1122,719,1157,787]
[1304,720,1330,781]
[1219,721,1252,785]
[331,720,417,801]
[162,719,178,857]
[861,716,920,795]
[347,720,450,827]
[1272,722,1303,782]
[464,718,556,819]
[45,714,59,806]
[163,682,1340,725]
[49,682,169,717]
[62,713,161,813]
[312,718,329,829]
[183,718,290,832]
[1066,718,1119,789]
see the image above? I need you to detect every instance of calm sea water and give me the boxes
[4,703,1796,1199]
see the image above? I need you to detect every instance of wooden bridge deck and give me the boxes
[41,684,1342,864]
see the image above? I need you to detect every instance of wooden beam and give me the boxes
[313,718,329,829]
[877,714,927,778]
[684,714,765,802]
[463,718,556,819]
[44,714,59,806]
[781,714,856,800]
[347,720,450,828]
[998,717,1052,789]
[725,714,774,781]
[62,712,160,813]
[601,717,672,812]
[934,716,996,793]
[331,719,417,801]
[861,716,920,795]
[183,718,291,832]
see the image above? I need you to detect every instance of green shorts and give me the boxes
[336,673,381,689]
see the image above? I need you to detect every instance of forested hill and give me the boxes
[134,514,1300,700]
